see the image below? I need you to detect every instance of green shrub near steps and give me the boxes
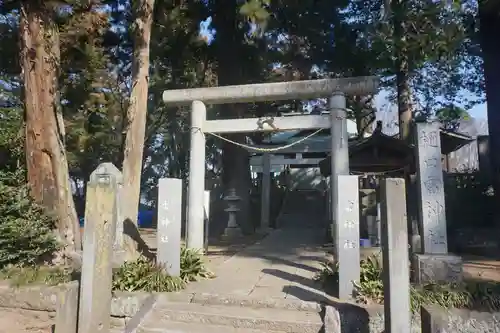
[317,255,500,312]
[112,248,215,292]
[0,173,60,268]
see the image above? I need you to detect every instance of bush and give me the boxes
[0,179,60,268]
[112,256,186,292]
[317,255,500,312]
[180,247,215,282]
[113,248,214,292]
[0,107,60,269]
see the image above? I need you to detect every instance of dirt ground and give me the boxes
[0,308,53,333]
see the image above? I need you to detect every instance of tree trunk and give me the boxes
[391,0,419,249]
[213,0,253,233]
[479,1,500,220]
[392,0,413,141]
[121,0,155,259]
[20,3,81,253]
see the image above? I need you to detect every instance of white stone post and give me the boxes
[329,92,349,249]
[203,190,210,253]
[157,178,182,276]
[380,178,411,333]
[335,175,361,300]
[260,153,271,231]
[186,100,207,250]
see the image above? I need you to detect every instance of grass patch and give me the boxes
[0,265,72,287]
[316,255,500,312]
[0,247,215,293]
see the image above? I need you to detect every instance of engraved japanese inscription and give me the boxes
[416,123,448,254]
[156,178,182,276]
[335,175,360,299]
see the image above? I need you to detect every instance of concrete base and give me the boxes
[222,227,243,239]
[413,253,463,284]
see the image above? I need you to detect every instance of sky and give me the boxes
[199,20,488,121]
[465,101,487,119]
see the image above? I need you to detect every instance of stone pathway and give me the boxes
[183,226,331,302]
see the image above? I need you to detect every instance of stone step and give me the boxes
[140,302,323,333]
[136,321,291,333]
[187,292,323,312]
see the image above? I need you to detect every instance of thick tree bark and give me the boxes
[391,0,413,141]
[479,1,500,218]
[391,0,419,249]
[20,3,81,253]
[121,0,155,259]
[212,0,253,232]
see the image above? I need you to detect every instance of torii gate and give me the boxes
[162,77,378,251]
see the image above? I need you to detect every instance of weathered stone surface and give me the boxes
[157,178,182,276]
[325,303,421,333]
[124,294,158,333]
[162,77,379,106]
[110,291,152,317]
[79,167,119,333]
[380,178,411,333]
[415,122,448,254]
[335,175,360,300]
[0,282,73,311]
[189,292,321,312]
[413,254,463,284]
[143,301,323,333]
[55,282,79,333]
[0,282,152,318]
[421,305,500,333]
[324,306,340,333]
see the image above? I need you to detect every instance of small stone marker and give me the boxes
[157,178,182,276]
[54,283,79,333]
[380,178,411,333]
[78,165,118,333]
[98,163,125,264]
[335,175,360,300]
[415,122,448,254]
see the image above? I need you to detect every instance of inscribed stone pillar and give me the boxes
[414,122,463,284]
[380,178,411,333]
[415,122,448,254]
[78,166,118,333]
[335,175,360,300]
[157,178,182,276]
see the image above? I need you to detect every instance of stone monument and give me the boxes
[413,122,463,283]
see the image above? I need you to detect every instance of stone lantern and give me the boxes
[223,188,243,238]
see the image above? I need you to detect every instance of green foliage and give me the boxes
[318,255,500,312]
[112,256,186,292]
[112,249,214,292]
[180,247,215,282]
[0,108,60,269]
[0,178,60,268]
[0,265,72,287]
[436,106,470,122]
[354,255,384,304]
